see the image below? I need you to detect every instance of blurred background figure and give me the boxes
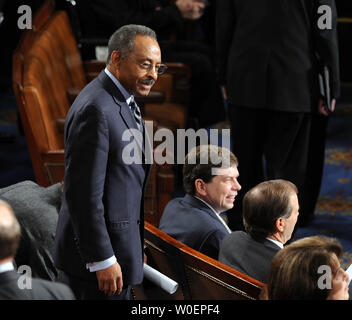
[216,0,340,230]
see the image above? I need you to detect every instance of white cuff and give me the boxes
[86,255,117,272]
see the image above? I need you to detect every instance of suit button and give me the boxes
[137,220,140,225]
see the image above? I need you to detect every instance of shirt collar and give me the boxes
[266,237,284,249]
[193,196,231,234]
[194,196,219,215]
[0,261,15,273]
[104,67,134,105]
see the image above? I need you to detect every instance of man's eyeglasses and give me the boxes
[137,62,168,75]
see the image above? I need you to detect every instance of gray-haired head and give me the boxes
[107,24,157,63]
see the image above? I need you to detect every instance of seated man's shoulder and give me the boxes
[31,278,75,300]
[0,180,39,196]
[221,230,248,246]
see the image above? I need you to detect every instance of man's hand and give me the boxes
[96,261,123,296]
[176,0,206,20]
[221,86,227,101]
[318,98,336,116]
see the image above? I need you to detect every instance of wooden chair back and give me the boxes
[180,246,264,300]
[141,222,265,300]
[142,222,189,300]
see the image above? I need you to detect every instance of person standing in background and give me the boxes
[216,0,340,230]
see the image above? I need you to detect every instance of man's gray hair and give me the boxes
[107,24,157,63]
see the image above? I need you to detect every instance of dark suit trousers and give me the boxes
[67,273,131,300]
[299,113,329,225]
[226,105,312,230]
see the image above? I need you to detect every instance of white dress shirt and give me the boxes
[0,261,14,273]
[265,237,284,249]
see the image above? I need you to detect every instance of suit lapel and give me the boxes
[98,71,146,157]
[184,194,229,233]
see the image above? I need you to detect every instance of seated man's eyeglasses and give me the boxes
[138,62,168,75]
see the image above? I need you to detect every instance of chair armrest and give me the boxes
[41,150,64,162]
[55,117,66,134]
[41,150,65,185]
[164,62,191,80]
[135,91,165,106]
[164,62,191,105]
[66,87,81,105]
[83,60,106,82]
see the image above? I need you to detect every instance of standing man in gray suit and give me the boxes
[0,200,75,300]
[54,25,162,300]
[219,180,299,283]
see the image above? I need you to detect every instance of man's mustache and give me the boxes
[140,79,155,86]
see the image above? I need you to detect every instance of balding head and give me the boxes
[0,200,21,261]
[243,180,298,240]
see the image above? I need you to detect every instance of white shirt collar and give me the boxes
[266,237,284,249]
[194,195,218,214]
[0,261,15,273]
[104,67,133,105]
[194,196,231,234]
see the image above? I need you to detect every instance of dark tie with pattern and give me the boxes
[129,100,143,131]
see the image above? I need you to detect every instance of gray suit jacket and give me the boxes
[54,71,152,285]
[159,194,230,259]
[0,270,75,300]
[0,181,63,282]
[219,231,281,283]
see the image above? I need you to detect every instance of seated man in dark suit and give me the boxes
[219,180,299,283]
[159,145,241,259]
[0,200,75,300]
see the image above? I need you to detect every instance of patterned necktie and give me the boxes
[129,100,143,131]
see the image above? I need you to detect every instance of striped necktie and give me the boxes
[129,100,143,131]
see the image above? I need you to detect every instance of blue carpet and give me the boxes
[293,99,352,269]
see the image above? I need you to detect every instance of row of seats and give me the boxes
[132,222,264,300]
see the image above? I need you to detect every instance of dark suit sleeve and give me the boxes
[216,0,236,86]
[313,0,340,98]
[199,229,225,260]
[65,104,114,262]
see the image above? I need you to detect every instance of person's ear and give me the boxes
[275,217,285,233]
[194,178,207,197]
[110,50,121,68]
